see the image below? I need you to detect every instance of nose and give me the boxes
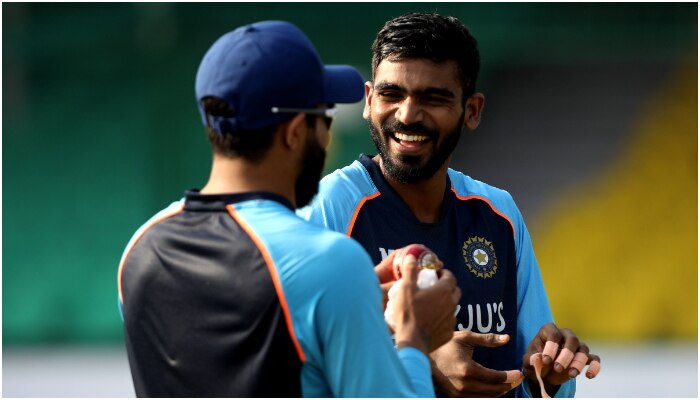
[395,97,423,125]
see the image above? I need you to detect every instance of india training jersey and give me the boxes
[119,190,434,397]
[298,155,575,397]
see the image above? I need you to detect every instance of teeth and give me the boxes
[395,132,428,142]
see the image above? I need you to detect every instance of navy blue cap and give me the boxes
[195,21,365,134]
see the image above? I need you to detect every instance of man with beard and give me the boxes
[299,12,601,397]
[118,21,462,397]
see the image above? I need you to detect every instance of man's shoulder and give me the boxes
[121,200,185,256]
[278,217,375,287]
[279,213,368,259]
[318,159,379,199]
[297,159,380,228]
[447,168,525,231]
[448,168,515,204]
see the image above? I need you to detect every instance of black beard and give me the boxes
[294,128,326,208]
[368,112,464,184]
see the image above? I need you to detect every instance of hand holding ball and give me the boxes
[392,244,444,283]
[385,244,444,329]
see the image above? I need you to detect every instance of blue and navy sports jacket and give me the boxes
[299,155,575,397]
[118,190,434,397]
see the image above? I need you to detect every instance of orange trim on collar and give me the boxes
[346,192,381,237]
[450,188,516,237]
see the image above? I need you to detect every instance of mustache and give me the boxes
[382,120,438,137]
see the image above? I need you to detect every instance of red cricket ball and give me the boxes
[392,244,443,280]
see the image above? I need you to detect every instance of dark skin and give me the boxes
[365,58,601,397]
[523,323,602,397]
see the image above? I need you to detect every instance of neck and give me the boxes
[374,155,449,224]
[200,152,297,207]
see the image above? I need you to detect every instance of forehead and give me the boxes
[374,58,462,94]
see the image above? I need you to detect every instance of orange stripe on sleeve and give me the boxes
[226,204,307,363]
[345,192,381,237]
[118,204,185,305]
[451,188,516,237]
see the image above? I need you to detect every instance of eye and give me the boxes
[423,95,451,105]
[377,91,403,101]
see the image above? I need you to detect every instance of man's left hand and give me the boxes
[523,323,601,396]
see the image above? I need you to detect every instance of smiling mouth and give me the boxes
[393,132,429,143]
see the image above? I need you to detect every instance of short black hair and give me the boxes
[201,97,277,162]
[371,12,480,99]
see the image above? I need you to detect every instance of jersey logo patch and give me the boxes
[463,236,498,278]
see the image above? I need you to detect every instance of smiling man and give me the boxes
[299,12,600,398]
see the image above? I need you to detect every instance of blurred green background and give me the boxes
[3,3,697,348]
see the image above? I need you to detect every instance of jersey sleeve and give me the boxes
[287,235,434,397]
[297,161,379,235]
[450,171,576,398]
[509,200,576,398]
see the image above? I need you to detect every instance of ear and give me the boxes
[463,92,485,130]
[362,81,373,120]
[281,113,307,150]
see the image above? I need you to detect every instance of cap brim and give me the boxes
[323,65,365,104]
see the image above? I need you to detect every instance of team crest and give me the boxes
[462,236,498,278]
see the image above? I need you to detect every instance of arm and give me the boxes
[305,240,444,397]
[318,241,460,397]
[513,209,578,397]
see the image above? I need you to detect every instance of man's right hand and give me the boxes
[391,253,461,354]
[430,330,524,397]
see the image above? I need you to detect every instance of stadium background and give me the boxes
[3,3,697,396]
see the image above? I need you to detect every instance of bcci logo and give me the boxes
[463,236,498,279]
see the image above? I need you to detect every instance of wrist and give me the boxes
[394,324,430,353]
[395,339,429,354]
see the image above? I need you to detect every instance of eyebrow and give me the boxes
[374,82,456,99]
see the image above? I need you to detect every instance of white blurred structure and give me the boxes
[2,341,697,397]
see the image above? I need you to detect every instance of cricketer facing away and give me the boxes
[299,12,601,397]
[118,20,461,397]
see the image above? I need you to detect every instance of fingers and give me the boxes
[451,286,462,305]
[537,322,560,343]
[566,342,589,378]
[453,379,516,397]
[542,340,559,364]
[400,253,420,286]
[461,360,511,386]
[527,324,600,387]
[457,360,523,392]
[568,351,588,378]
[378,281,393,308]
[553,329,579,373]
[536,323,561,364]
[374,253,397,284]
[411,276,458,352]
[453,330,510,348]
[505,370,524,388]
[586,354,601,379]
[435,268,457,291]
